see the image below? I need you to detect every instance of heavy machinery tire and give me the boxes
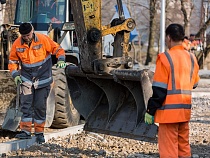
[51,66,80,128]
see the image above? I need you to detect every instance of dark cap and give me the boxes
[19,23,33,35]
[165,23,185,42]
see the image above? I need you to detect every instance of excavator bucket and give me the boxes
[68,0,158,140]
[66,66,158,140]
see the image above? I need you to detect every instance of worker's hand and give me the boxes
[144,112,154,125]
[14,76,22,86]
[56,61,66,68]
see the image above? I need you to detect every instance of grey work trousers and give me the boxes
[20,84,50,124]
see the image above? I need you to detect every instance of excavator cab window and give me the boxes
[14,0,66,31]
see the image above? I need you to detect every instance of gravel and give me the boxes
[1,96,210,158]
[0,74,209,157]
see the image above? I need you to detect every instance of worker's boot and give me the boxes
[15,131,31,139]
[35,133,45,144]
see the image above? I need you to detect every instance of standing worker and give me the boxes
[8,22,66,143]
[189,34,198,53]
[182,36,191,51]
[144,24,200,157]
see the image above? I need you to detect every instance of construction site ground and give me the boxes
[0,70,210,157]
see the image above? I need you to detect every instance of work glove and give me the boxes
[14,76,22,86]
[56,61,66,68]
[144,112,154,125]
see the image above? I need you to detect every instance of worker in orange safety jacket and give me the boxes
[182,36,191,51]
[8,22,66,144]
[144,24,200,157]
[189,34,198,53]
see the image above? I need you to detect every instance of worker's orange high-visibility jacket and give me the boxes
[8,33,65,89]
[153,45,200,123]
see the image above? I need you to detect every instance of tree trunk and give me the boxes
[145,0,157,65]
[180,0,193,36]
[3,0,16,24]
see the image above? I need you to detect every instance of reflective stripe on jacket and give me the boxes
[8,33,65,89]
[153,45,200,123]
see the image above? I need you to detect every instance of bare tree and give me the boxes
[180,0,194,36]
[195,16,210,68]
[145,0,157,65]
[2,0,16,24]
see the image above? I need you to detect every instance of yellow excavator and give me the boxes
[65,0,157,139]
[0,0,157,139]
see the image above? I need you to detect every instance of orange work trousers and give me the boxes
[158,122,191,158]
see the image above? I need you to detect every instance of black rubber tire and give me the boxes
[51,66,80,128]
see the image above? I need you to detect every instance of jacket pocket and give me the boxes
[32,44,46,57]
[16,48,28,60]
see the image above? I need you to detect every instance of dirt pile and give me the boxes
[0,71,16,125]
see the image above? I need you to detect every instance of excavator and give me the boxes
[0,0,157,139]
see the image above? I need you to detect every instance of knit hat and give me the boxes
[19,23,33,35]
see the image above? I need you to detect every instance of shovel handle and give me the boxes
[15,81,20,112]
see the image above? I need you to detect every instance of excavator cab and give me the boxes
[14,0,75,50]
[66,0,158,139]
[15,0,67,28]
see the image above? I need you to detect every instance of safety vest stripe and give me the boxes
[9,60,19,64]
[167,89,191,95]
[11,70,19,76]
[159,104,191,110]
[53,46,62,55]
[58,55,65,61]
[21,76,33,84]
[22,55,51,68]
[189,52,194,81]
[33,76,53,87]
[152,81,167,89]
[34,119,45,124]
[21,76,52,87]
[164,52,176,90]
[164,51,194,91]
[22,118,33,122]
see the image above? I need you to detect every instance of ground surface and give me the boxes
[0,96,209,158]
[1,71,210,157]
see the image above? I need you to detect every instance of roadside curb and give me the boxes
[0,124,84,155]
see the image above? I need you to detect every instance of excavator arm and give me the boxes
[70,0,136,74]
[66,0,158,140]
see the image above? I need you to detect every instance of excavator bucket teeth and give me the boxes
[66,65,158,140]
